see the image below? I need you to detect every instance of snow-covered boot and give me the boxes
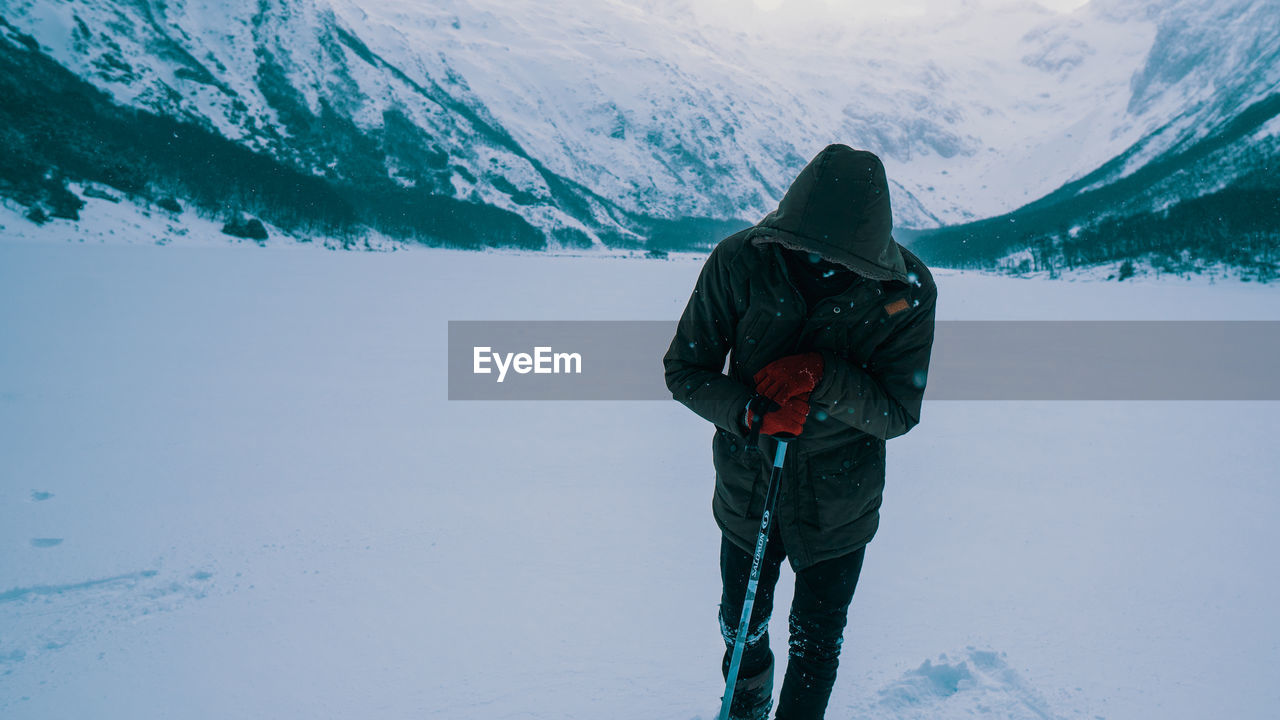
[723,653,774,720]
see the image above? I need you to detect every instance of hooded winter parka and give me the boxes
[663,144,937,571]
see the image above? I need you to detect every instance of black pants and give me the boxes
[719,523,865,720]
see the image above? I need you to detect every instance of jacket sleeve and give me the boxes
[663,241,756,435]
[809,289,937,440]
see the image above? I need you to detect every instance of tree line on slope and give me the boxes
[0,17,546,250]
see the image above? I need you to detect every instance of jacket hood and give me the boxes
[746,144,908,282]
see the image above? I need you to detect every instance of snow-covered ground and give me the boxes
[2,224,1278,719]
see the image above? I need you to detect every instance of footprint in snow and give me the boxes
[0,567,217,675]
[867,648,1061,720]
[691,648,1068,720]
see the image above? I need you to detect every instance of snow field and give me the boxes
[1,227,1278,718]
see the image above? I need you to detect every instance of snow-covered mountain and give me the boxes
[909,0,1280,279]
[1,0,1277,254]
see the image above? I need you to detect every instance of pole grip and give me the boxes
[772,439,788,469]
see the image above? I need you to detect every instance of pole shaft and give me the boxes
[718,439,788,720]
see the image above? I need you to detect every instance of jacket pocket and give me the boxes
[713,429,764,519]
[806,439,884,532]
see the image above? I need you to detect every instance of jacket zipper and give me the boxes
[768,245,807,492]
[771,244,810,356]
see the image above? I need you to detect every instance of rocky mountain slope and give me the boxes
[908,0,1280,280]
[1,0,1276,267]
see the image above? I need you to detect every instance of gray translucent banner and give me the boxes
[448,321,1280,401]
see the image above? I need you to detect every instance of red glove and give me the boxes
[753,352,824,404]
[747,392,811,438]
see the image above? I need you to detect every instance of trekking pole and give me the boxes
[718,436,789,720]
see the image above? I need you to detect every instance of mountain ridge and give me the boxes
[1,0,1276,275]
[907,0,1280,280]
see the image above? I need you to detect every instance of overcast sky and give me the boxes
[749,0,1091,13]
[672,0,1096,32]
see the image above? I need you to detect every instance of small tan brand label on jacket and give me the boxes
[884,298,910,316]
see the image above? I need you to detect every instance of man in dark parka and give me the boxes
[663,144,937,720]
